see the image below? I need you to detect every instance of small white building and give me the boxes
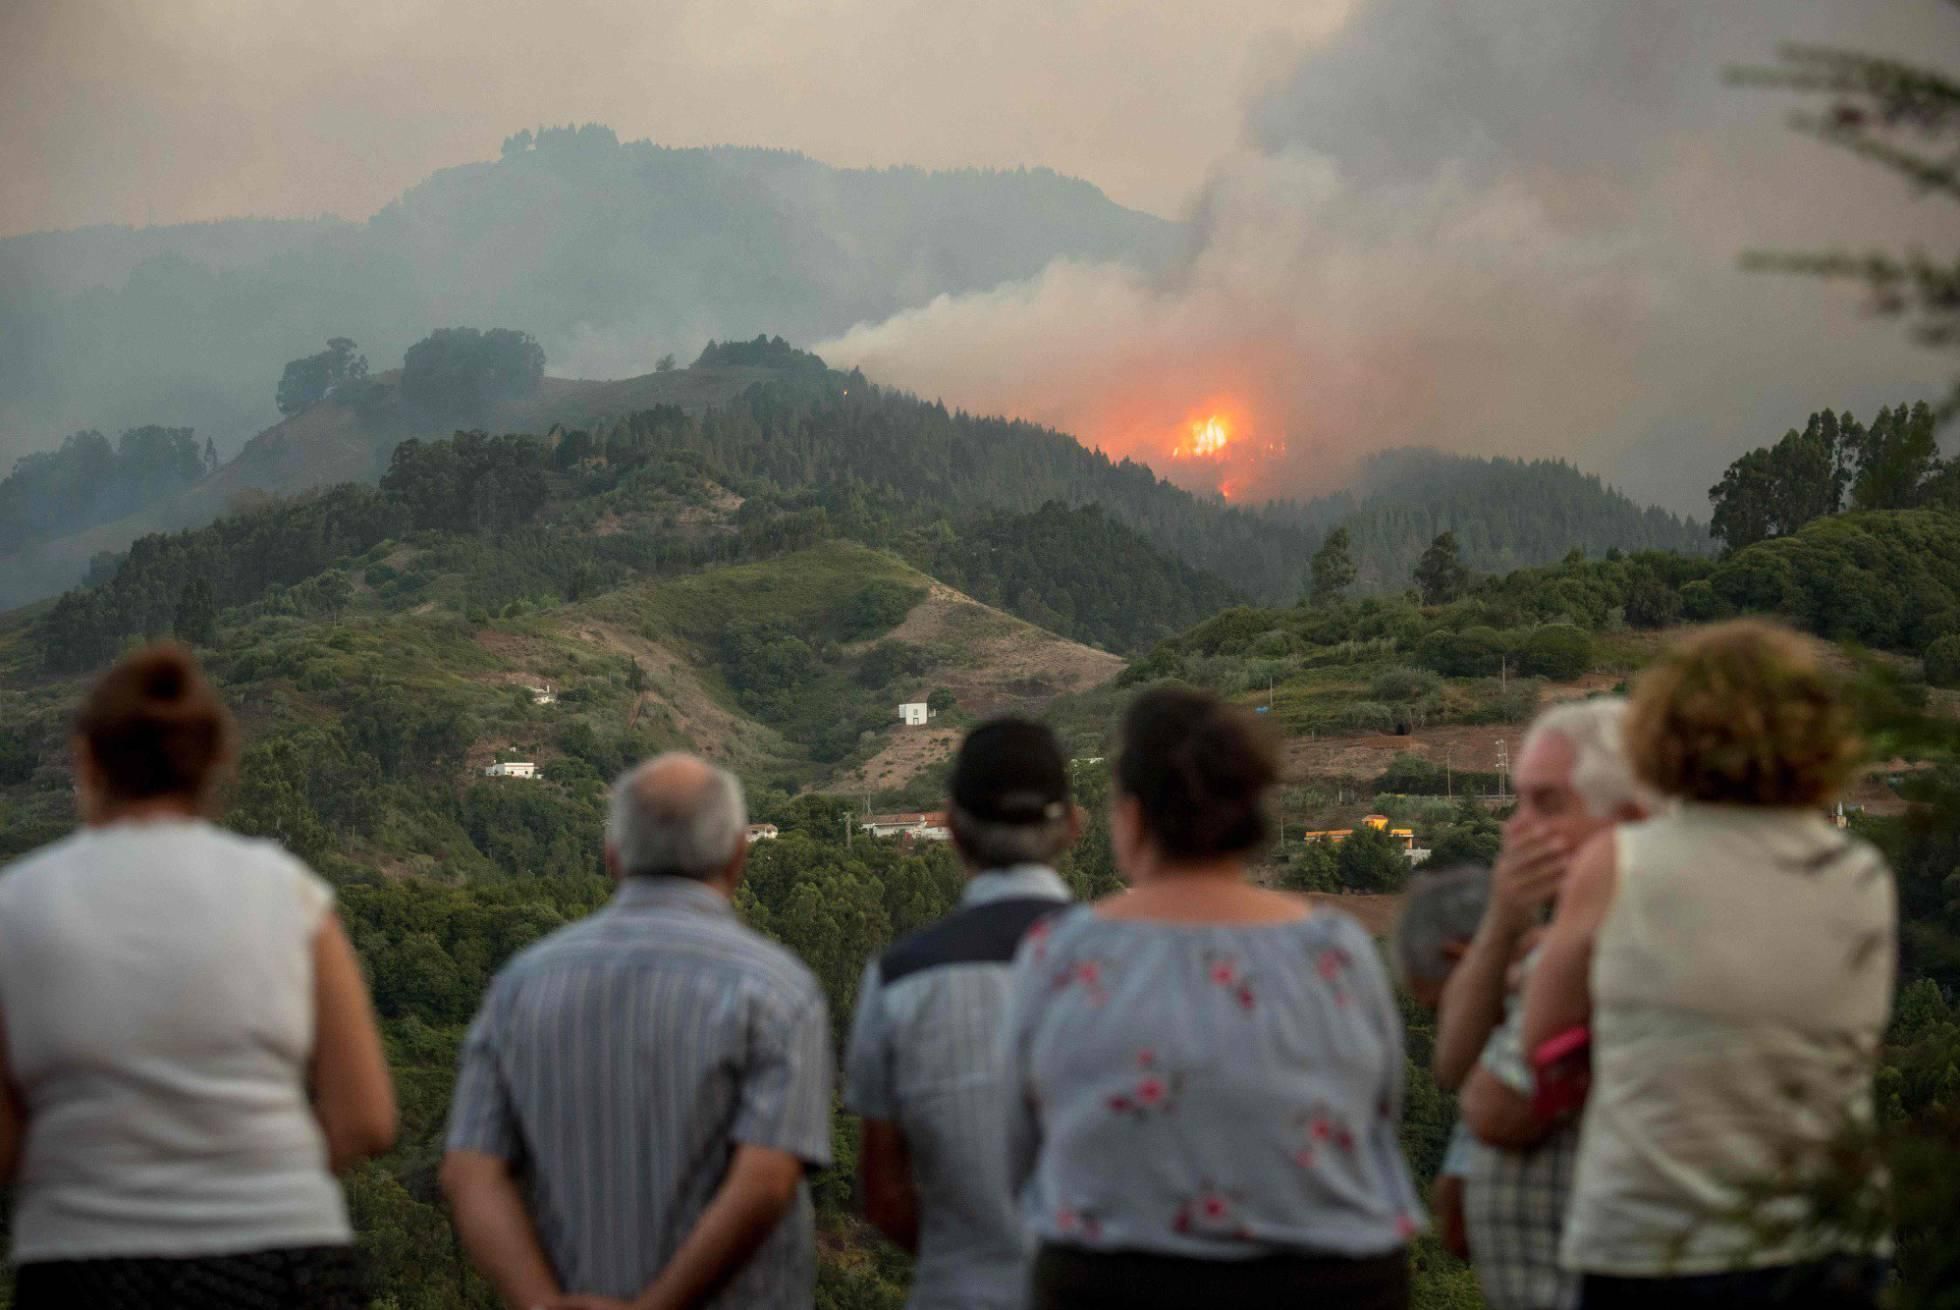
[898,702,930,727]
[746,823,780,844]
[861,811,951,841]
[527,683,557,706]
[485,760,539,779]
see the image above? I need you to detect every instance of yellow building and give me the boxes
[1300,814,1417,855]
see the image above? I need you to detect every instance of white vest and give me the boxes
[1563,806,1894,1276]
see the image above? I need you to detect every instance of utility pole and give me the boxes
[1445,748,1453,800]
[1495,740,1510,800]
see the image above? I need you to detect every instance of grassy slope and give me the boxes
[0,366,776,611]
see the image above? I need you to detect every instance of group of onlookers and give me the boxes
[0,619,1898,1309]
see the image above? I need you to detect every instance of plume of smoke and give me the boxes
[818,0,1950,512]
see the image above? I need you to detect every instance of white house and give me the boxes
[898,702,930,726]
[485,760,539,779]
[860,811,951,842]
[746,823,780,844]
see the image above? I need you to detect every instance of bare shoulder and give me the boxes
[1556,829,1622,929]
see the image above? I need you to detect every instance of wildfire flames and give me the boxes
[1175,414,1233,460]
[1139,403,1284,500]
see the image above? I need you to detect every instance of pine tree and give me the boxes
[1412,532,1470,605]
[1308,526,1357,605]
[173,577,218,646]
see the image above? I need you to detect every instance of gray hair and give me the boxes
[1523,698,1658,818]
[1391,864,1491,992]
[948,803,1075,871]
[607,753,748,880]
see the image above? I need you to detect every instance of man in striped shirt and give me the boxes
[845,718,1080,1309]
[441,753,831,1310]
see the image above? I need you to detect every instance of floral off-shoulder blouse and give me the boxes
[1000,904,1424,1259]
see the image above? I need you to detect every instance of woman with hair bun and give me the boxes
[1523,620,1895,1308]
[1001,686,1420,1310]
[0,644,396,1309]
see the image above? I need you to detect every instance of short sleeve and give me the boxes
[731,983,834,1168]
[289,861,336,937]
[842,959,895,1121]
[999,920,1055,1196]
[445,983,522,1161]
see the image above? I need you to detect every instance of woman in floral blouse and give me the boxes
[1001,686,1421,1310]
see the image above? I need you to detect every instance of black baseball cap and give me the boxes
[950,718,1071,824]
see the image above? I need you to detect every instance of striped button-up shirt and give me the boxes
[844,865,1072,1310]
[1463,949,1579,1310]
[446,876,833,1308]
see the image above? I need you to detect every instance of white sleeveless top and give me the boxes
[0,820,353,1262]
[1562,806,1894,1276]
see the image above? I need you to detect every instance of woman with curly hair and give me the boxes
[1522,621,1895,1309]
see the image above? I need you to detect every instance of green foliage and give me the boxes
[1851,402,1946,511]
[856,641,929,690]
[908,502,1241,653]
[172,577,219,646]
[1926,635,1960,690]
[1416,626,1505,678]
[1375,756,1498,801]
[381,432,550,534]
[1708,403,1951,553]
[1709,511,1960,651]
[400,327,545,422]
[694,334,830,372]
[1518,623,1593,680]
[1708,409,1857,552]
[842,581,924,640]
[1413,532,1470,605]
[276,337,368,416]
[1423,803,1504,869]
[1335,823,1410,892]
[1309,525,1357,605]
[0,425,208,556]
[39,485,407,671]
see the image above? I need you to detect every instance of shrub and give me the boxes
[1520,623,1593,680]
[1370,667,1444,705]
[1679,579,1729,623]
[1926,635,1960,691]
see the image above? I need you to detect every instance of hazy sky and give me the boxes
[4,0,1953,513]
[0,0,1350,235]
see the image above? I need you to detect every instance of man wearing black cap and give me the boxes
[843,717,1080,1310]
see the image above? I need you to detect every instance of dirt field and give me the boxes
[827,726,961,794]
[879,582,1124,714]
[1282,722,1528,783]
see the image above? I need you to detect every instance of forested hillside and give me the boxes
[1323,449,1709,590]
[0,123,1176,450]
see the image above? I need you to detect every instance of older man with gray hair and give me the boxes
[1433,699,1655,1310]
[442,754,831,1310]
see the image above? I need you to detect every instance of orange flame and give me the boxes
[1173,413,1233,460]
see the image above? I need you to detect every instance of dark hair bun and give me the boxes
[76,642,236,806]
[1118,687,1279,860]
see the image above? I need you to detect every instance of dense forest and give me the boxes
[29,365,1738,678]
[0,425,214,554]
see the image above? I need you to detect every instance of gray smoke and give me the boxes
[819,0,1954,512]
